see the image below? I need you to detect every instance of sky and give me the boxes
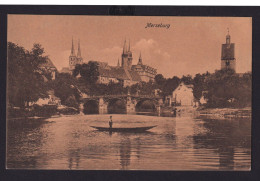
[7,15,252,78]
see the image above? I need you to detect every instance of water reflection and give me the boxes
[192,118,251,170]
[6,115,251,170]
[134,137,141,160]
[219,147,235,170]
[68,148,80,169]
[7,118,49,169]
[119,137,131,170]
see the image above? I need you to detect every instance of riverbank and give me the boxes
[198,107,251,119]
[7,105,79,119]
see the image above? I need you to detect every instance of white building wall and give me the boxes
[172,83,194,106]
[98,76,120,84]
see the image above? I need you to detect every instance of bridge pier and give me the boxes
[79,103,84,115]
[156,105,161,116]
[126,96,136,114]
[99,97,108,114]
[156,98,164,116]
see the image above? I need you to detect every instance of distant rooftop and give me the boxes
[40,58,57,69]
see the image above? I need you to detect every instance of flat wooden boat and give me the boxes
[90,125,157,132]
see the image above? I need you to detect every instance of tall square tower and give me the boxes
[221,30,236,72]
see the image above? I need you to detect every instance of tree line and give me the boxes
[7,42,251,110]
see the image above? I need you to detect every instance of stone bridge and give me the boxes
[79,94,164,115]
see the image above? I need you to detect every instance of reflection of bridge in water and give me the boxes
[80,94,163,115]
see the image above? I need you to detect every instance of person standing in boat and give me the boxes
[109,116,113,128]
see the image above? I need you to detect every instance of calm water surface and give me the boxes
[7,114,251,170]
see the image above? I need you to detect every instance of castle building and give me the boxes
[96,40,157,86]
[221,29,236,72]
[132,53,157,82]
[61,39,157,86]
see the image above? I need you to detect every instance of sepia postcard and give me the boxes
[6,14,252,171]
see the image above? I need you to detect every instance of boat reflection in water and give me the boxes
[6,114,251,170]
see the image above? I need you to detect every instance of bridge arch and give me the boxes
[83,99,99,114]
[135,98,157,114]
[107,98,126,114]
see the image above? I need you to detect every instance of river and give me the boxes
[6,114,251,170]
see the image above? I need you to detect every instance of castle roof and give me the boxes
[132,64,157,73]
[98,65,141,81]
[128,69,141,81]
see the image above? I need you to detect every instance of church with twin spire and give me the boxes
[69,38,83,71]
[60,38,83,74]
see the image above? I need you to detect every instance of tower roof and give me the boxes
[77,39,81,58]
[226,28,231,43]
[117,58,120,67]
[138,52,143,65]
[71,38,76,56]
[123,39,127,54]
[227,28,230,36]
[128,40,131,52]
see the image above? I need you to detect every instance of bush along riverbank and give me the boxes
[198,107,251,119]
[7,104,79,119]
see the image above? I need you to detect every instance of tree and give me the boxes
[73,64,81,77]
[129,83,140,95]
[181,74,193,85]
[204,69,251,108]
[154,74,166,87]
[7,42,49,107]
[73,61,99,84]
[193,73,209,100]
[64,95,79,109]
[161,76,180,96]
[51,73,80,108]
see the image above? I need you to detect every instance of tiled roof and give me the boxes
[40,58,57,69]
[132,63,157,73]
[60,67,71,73]
[99,67,129,80]
[128,70,141,81]
[99,66,141,81]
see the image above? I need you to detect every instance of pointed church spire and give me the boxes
[226,28,231,44]
[77,39,81,58]
[123,39,127,54]
[71,37,75,56]
[138,52,143,65]
[128,39,131,52]
[117,58,120,67]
